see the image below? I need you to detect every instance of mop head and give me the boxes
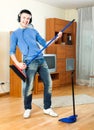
[59,115,78,123]
[9,64,27,82]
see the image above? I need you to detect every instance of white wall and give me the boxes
[0,0,78,93]
[65,9,78,21]
[0,0,64,35]
[0,32,10,93]
[0,0,78,35]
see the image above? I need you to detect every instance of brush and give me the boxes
[10,64,27,82]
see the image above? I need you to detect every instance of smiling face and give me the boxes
[20,13,32,28]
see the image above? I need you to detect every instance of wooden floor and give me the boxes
[0,85,94,130]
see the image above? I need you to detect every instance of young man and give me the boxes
[10,9,62,119]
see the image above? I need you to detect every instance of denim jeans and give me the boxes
[23,58,52,110]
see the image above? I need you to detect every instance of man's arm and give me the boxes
[10,54,26,70]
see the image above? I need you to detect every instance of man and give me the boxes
[10,9,62,118]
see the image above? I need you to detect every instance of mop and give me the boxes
[10,19,75,82]
[58,70,78,123]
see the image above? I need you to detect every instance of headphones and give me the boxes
[17,9,32,23]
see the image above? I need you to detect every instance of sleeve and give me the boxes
[9,32,18,55]
[36,31,46,47]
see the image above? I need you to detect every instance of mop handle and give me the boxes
[71,70,75,116]
[26,19,75,65]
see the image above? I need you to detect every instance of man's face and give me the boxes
[20,13,31,28]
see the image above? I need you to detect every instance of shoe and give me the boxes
[23,109,31,119]
[43,108,58,117]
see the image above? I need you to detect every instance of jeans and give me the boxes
[23,58,52,110]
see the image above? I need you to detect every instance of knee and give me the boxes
[48,79,52,93]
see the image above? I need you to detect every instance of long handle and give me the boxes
[71,70,76,116]
[26,19,75,65]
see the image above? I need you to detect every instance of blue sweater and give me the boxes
[10,27,46,61]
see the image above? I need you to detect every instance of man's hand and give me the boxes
[16,62,27,70]
[11,54,27,70]
[57,31,62,38]
[55,31,62,41]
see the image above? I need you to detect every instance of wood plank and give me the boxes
[0,85,94,130]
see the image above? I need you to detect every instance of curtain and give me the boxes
[76,7,94,87]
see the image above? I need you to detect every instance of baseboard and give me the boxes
[0,92,9,97]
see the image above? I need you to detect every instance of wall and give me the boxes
[65,9,78,21]
[0,32,10,93]
[0,0,78,34]
[0,0,78,93]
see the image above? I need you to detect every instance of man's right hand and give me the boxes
[16,62,27,70]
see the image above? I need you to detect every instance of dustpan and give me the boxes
[59,71,78,123]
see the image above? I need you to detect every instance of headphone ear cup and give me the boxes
[18,15,20,22]
[29,17,32,24]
